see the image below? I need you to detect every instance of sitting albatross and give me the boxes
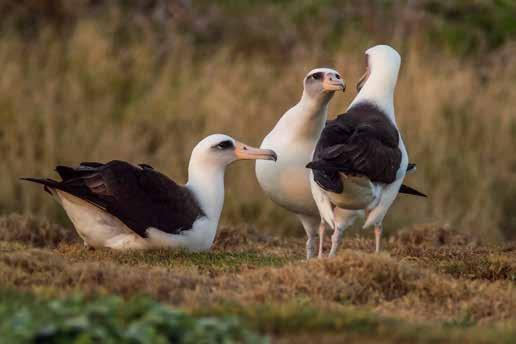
[255,68,350,259]
[307,45,425,256]
[22,134,277,251]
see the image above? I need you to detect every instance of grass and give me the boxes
[1,2,516,342]
[0,214,515,342]
[56,247,290,274]
[203,303,516,343]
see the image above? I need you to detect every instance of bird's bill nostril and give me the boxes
[322,74,346,92]
[326,73,341,82]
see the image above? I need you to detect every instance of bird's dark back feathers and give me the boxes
[307,103,402,193]
[23,161,205,236]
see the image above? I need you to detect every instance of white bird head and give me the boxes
[190,134,277,169]
[356,45,401,93]
[303,68,345,100]
[349,45,401,120]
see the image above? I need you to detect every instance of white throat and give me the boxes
[273,91,332,140]
[185,158,226,222]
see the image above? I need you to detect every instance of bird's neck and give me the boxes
[349,71,397,126]
[273,91,332,140]
[186,160,225,222]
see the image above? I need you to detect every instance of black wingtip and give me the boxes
[406,163,416,173]
[399,184,427,198]
[20,177,42,183]
[306,160,326,170]
[20,177,59,185]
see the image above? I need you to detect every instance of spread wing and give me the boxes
[307,103,402,193]
[23,161,204,236]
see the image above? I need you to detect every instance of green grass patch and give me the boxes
[1,239,291,273]
[0,290,266,344]
[62,248,290,273]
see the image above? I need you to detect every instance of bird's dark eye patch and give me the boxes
[310,72,323,80]
[213,140,234,150]
[335,74,341,79]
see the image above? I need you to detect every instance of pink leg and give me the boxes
[318,222,326,258]
[374,225,383,253]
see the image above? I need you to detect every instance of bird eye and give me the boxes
[336,74,341,79]
[311,72,323,80]
[214,140,234,150]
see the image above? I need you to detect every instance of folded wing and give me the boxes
[307,104,402,193]
[23,161,204,236]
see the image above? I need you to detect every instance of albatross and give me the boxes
[22,134,277,251]
[307,45,425,256]
[255,68,349,259]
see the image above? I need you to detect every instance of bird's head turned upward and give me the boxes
[303,67,345,102]
[350,45,401,118]
[356,45,401,93]
[190,134,277,171]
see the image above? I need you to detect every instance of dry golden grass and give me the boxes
[1,3,515,342]
[1,215,514,326]
[0,213,78,247]
[1,16,515,241]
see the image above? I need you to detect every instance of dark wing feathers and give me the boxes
[138,163,154,170]
[55,166,79,181]
[308,103,427,198]
[399,184,427,197]
[308,103,402,193]
[23,160,204,236]
[56,162,104,181]
[83,172,111,196]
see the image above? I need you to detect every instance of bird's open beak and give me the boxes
[356,55,370,92]
[322,76,345,92]
[234,142,277,161]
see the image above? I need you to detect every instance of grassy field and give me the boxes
[1,1,516,342]
[1,214,515,342]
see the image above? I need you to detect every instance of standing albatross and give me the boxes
[22,134,277,251]
[256,68,350,259]
[307,45,424,256]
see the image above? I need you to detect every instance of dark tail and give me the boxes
[399,184,427,198]
[20,177,60,195]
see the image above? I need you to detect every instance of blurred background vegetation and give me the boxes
[1,0,515,241]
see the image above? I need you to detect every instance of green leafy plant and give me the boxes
[0,294,266,344]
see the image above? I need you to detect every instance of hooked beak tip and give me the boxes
[235,145,277,162]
